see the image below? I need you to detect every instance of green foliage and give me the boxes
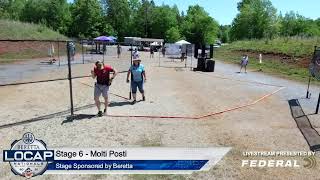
[126,0,142,37]
[280,11,320,37]
[218,25,231,43]
[150,5,178,39]
[215,47,312,82]
[0,0,25,20]
[0,19,67,40]
[181,5,219,45]
[45,0,71,34]
[230,0,320,41]
[230,0,278,40]
[165,26,181,43]
[1,0,318,43]
[70,0,105,38]
[220,37,320,57]
[102,0,130,41]
[134,0,156,38]
[19,0,70,34]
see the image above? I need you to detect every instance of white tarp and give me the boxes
[165,43,181,56]
[175,40,191,45]
[150,42,161,46]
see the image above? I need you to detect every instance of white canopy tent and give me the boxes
[175,40,191,45]
[150,42,162,46]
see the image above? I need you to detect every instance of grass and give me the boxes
[0,19,69,61]
[0,49,47,60]
[215,48,311,82]
[0,19,67,40]
[215,37,320,83]
[224,37,320,57]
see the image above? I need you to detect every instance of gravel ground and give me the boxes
[0,51,320,180]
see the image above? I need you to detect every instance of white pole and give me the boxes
[259,53,262,71]
[259,54,262,64]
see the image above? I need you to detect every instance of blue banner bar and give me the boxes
[48,160,208,170]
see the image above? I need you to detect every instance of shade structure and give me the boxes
[175,40,191,45]
[150,42,161,46]
[108,36,117,40]
[94,36,113,42]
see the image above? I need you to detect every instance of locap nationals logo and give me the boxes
[3,132,54,178]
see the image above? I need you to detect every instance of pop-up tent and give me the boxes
[93,36,115,54]
[94,36,113,42]
[175,40,191,45]
[150,42,161,46]
[108,36,117,42]
[175,40,191,55]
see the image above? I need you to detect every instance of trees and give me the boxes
[101,0,130,41]
[45,0,71,34]
[135,0,156,38]
[70,0,104,38]
[21,0,48,24]
[127,0,142,37]
[181,5,219,45]
[0,0,26,20]
[1,0,319,41]
[230,0,278,40]
[279,11,320,37]
[219,25,231,43]
[165,26,181,43]
[150,5,178,39]
[19,0,70,34]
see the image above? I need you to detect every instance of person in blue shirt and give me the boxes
[127,57,147,104]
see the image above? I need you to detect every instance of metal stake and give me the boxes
[316,92,320,114]
[67,42,74,117]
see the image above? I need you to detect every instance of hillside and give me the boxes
[0,20,69,62]
[215,37,320,82]
[221,37,320,58]
[0,19,67,40]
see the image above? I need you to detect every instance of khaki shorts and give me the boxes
[94,83,109,98]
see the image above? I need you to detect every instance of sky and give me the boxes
[154,0,320,25]
[67,0,320,25]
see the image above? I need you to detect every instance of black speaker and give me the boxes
[197,57,206,71]
[206,60,215,72]
[210,44,214,58]
[201,45,206,58]
[194,44,199,58]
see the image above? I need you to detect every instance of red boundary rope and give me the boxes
[78,81,285,120]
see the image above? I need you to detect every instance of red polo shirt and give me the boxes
[94,65,114,85]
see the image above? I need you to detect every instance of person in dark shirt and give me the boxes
[240,54,249,73]
[117,44,122,58]
[91,61,118,116]
[150,47,154,58]
[162,46,166,57]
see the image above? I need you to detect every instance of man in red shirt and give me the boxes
[91,61,118,116]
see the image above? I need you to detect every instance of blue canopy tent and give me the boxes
[93,36,114,54]
[108,36,117,42]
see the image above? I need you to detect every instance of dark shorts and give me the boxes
[241,61,248,67]
[131,81,144,94]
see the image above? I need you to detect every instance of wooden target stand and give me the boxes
[306,46,320,114]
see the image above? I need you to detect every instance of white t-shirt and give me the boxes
[133,51,139,59]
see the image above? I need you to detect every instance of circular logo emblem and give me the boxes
[22,132,35,144]
[9,132,48,178]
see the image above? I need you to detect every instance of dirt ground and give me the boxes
[0,50,320,180]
